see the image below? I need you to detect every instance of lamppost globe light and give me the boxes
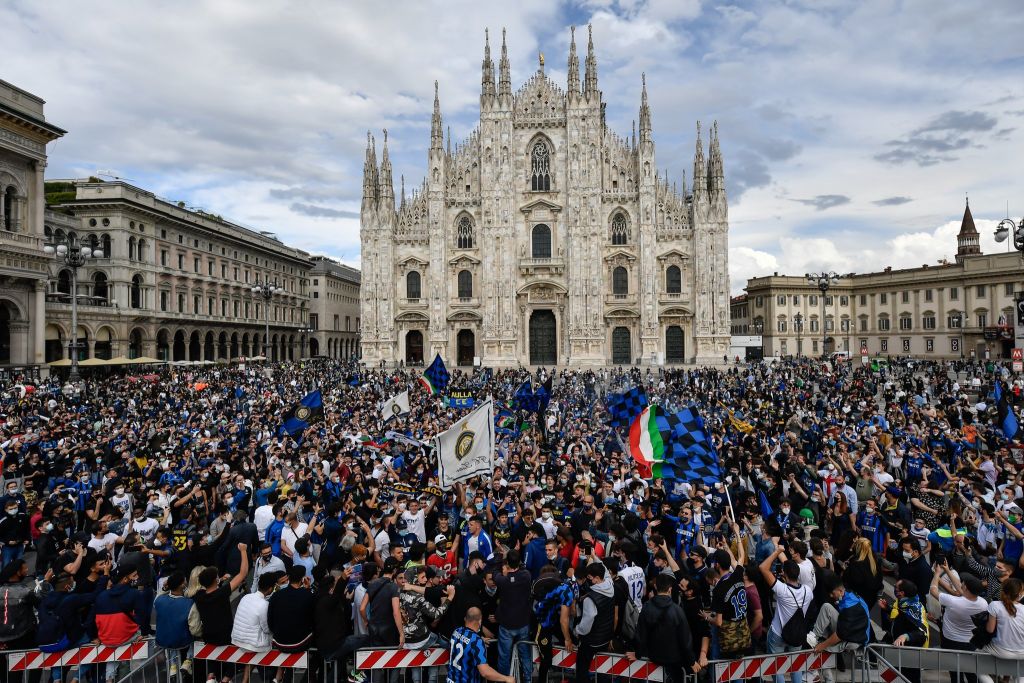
[43,245,55,255]
[92,250,103,259]
[56,244,68,255]
[80,247,92,258]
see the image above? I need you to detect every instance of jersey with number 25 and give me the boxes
[447,626,487,683]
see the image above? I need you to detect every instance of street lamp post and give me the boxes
[806,271,839,357]
[251,277,283,360]
[44,235,102,381]
[994,216,1024,255]
[753,319,764,360]
[794,312,804,357]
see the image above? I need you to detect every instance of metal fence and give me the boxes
[853,644,1024,683]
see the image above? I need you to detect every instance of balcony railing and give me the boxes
[0,228,43,252]
[605,293,637,305]
[519,257,566,273]
[45,293,116,308]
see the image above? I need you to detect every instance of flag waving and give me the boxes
[434,400,494,488]
[279,390,324,437]
[995,380,1020,441]
[606,387,648,428]
[379,391,410,420]
[420,354,449,395]
[628,405,667,477]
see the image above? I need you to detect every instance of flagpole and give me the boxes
[724,482,736,522]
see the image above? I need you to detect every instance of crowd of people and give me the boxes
[0,355,1022,683]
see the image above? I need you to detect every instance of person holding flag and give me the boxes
[279,389,324,439]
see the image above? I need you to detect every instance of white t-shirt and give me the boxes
[989,600,1024,649]
[88,532,119,554]
[133,517,159,543]
[374,528,391,557]
[281,522,308,557]
[402,509,427,543]
[110,493,133,519]
[770,581,813,637]
[938,593,988,643]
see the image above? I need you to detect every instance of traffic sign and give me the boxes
[1012,348,1022,361]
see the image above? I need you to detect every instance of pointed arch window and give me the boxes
[611,213,629,245]
[456,216,474,249]
[530,141,551,191]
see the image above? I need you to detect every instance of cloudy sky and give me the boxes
[5,0,1023,292]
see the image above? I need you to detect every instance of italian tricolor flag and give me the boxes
[419,375,439,395]
[628,406,666,478]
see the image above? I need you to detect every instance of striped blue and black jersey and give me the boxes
[447,626,487,683]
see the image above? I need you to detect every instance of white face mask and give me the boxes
[542,512,552,520]
[5,508,16,516]
[902,551,913,561]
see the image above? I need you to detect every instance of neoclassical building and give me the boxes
[359,27,731,367]
[0,79,65,375]
[43,180,313,363]
[309,255,361,359]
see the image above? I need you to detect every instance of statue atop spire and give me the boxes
[567,25,580,94]
[584,23,599,97]
[481,28,496,100]
[498,28,511,97]
[378,128,394,209]
[430,81,442,152]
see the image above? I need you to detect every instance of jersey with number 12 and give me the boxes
[447,626,487,683]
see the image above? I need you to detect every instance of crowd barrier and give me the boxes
[6,639,151,672]
[193,642,310,669]
[855,644,1024,683]
[712,650,835,683]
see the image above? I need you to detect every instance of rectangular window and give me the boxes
[812,340,819,353]
[841,319,851,332]
[950,287,958,300]
[177,294,185,313]
[901,291,909,304]
[193,295,200,314]
[177,254,184,270]
[926,338,934,352]
[899,317,912,330]
[1004,282,1014,295]
[977,285,986,297]
[777,320,787,332]
[244,302,250,318]
[923,316,936,329]
[777,295,786,305]
[859,295,866,306]
[880,293,888,305]
[221,300,227,317]
[878,317,890,331]
[755,296,764,307]
[810,319,820,332]
[840,296,849,306]
[809,295,817,306]
[334,315,340,331]
[793,295,801,305]
[194,258,200,273]
[222,264,227,278]
[859,318,867,331]
[948,315,962,328]
[313,291,319,299]
[208,261,215,276]
[925,289,933,302]
[161,250,168,266]
[881,339,888,352]
[346,316,351,331]
[178,235,183,244]
[208,298,214,316]
[978,314,987,327]
[244,270,250,284]
[233,301,239,317]
[825,296,833,306]
[161,229,167,239]
[160,291,168,312]
[309,313,318,330]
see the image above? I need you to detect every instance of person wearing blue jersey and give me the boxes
[461,516,493,566]
[856,500,886,555]
[447,608,514,683]
[673,506,700,562]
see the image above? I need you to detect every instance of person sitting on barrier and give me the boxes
[883,579,929,683]
[400,566,454,683]
[808,575,872,683]
[154,571,194,679]
[91,564,147,683]
[231,572,281,683]
[629,572,698,683]
[446,607,514,683]
[977,578,1024,683]
[268,564,316,652]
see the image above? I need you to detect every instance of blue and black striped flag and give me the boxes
[994,380,1020,441]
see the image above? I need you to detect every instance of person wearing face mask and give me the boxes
[995,505,1024,569]
[896,538,931,600]
[1,481,26,514]
[130,505,159,545]
[251,541,286,593]
[93,565,149,680]
[109,483,134,522]
[0,497,29,570]
[856,498,886,554]
[427,534,457,581]
[775,500,801,534]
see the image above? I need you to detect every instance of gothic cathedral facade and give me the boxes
[359,27,731,367]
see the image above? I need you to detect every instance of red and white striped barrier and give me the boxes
[356,645,663,680]
[356,647,450,670]
[714,651,835,683]
[193,642,308,668]
[8,640,150,671]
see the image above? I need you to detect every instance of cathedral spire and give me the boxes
[567,25,580,95]
[430,81,443,152]
[400,174,406,209]
[481,28,496,101]
[638,73,651,142]
[378,128,394,210]
[693,121,706,198]
[498,28,511,98]
[708,120,724,194]
[446,125,452,157]
[584,24,599,98]
[631,120,636,150]
[362,131,378,211]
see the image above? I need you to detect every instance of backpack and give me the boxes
[35,594,66,647]
[0,583,37,641]
[780,584,808,647]
[620,597,641,641]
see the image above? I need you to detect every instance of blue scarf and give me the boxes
[897,594,925,632]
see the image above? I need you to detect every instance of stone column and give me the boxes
[33,281,45,364]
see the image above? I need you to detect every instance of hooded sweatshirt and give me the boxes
[575,576,615,646]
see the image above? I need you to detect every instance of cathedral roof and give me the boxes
[513,70,566,122]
